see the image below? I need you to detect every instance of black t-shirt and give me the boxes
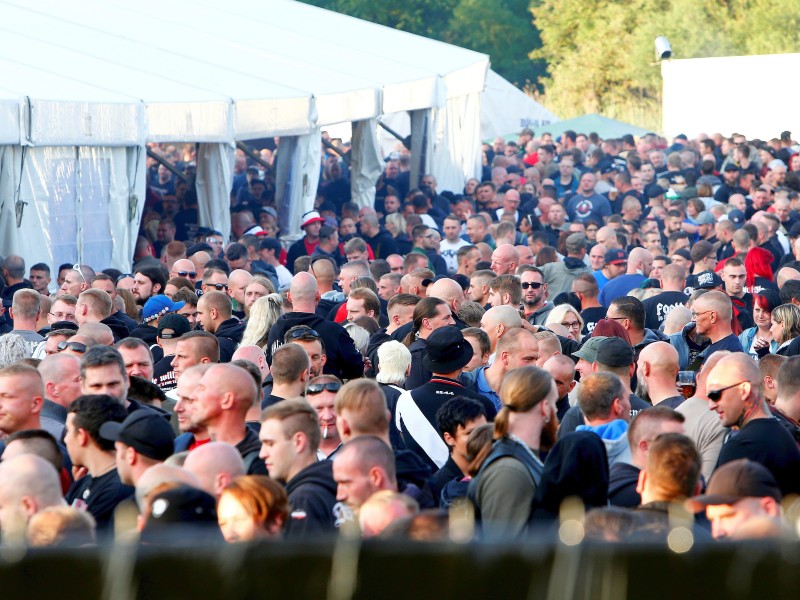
[581,306,607,336]
[716,418,800,496]
[66,468,134,532]
[152,354,177,391]
[642,291,688,330]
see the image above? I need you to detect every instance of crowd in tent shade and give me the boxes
[3,126,800,547]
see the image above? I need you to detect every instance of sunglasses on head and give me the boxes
[72,264,86,282]
[177,271,197,279]
[116,273,134,283]
[306,382,342,395]
[287,328,320,340]
[57,341,87,354]
[521,282,543,289]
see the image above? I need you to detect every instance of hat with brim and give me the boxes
[422,326,474,373]
[687,459,781,512]
[142,295,185,324]
[573,336,610,363]
[301,210,325,229]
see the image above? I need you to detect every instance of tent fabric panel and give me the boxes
[234,97,313,139]
[0,99,19,144]
[27,100,146,147]
[146,101,235,144]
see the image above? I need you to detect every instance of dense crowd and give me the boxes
[1,127,800,547]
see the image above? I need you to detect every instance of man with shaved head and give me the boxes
[265,272,363,380]
[189,363,267,475]
[691,291,744,362]
[490,244,520,276]
[479,305,523,361]
[642,264,689,330]
[226,269,253,319]
[707,353,800,496]
[427,277,466,328]
[182,441,246,499]
[0,455,66,543]
[196,291,243,363]
[38,353,82,427]
[170,258,198,282]
[636,341,684,408]
[542,354,577,421]
[599,247,654,307]
[173,364,212,452]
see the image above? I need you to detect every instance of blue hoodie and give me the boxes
[576,420,632,466]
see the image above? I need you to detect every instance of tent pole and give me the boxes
[235,141,275,174]
[146,148,188,183]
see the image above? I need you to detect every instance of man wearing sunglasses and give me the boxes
[305,375,342,459]
[519,266,553,325]
[707,353,800,497]
[169,259,198,283]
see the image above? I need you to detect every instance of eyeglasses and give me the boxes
[707,381,747,401]
[72,264,86,282]
[521,282,543,290]
[57,341,87,354]
[49,312,77,322]
[177,271,197,279]
[561,321,581,330]
[306,382,342,395]
[116,273,134,283]
[607,316,628,322]
[691,310,714,320]
[206,283,228,291]
[287,328,320,341]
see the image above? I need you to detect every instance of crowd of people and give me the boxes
[1,127,800,548]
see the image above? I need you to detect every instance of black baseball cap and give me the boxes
[99,410,175,461]
[595,337,634,368]
[158,314,191,340]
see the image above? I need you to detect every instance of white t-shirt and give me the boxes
[439,238,471,273]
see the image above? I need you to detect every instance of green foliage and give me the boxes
[298,0,543,89]
[532,0,800,130]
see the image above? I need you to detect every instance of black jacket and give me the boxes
[395,449,436,508]
[608,461,641,508]
[129,323,158,345]
[284,460,338,538]
[236,428,268,475]
[215,318,245,363]
[113,310,139,335]
[363,230,399,259]
[100,313,131,342]
[405,338,431,390]
[266,311,364,380]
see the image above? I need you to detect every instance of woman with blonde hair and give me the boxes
[770,304,800,355]
[217,475,289,543]
[241,293,283,350]
[468,366,557,539]
[544,303,584,343]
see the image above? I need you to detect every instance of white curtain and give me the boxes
[195,142,234,241]
[430,91,482,195]
[275,128,321,243]
[349,119,383,209]
[0,144,145,271]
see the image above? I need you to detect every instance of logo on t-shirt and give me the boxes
[574,199,593,219]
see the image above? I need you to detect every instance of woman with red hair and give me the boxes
[739,290,781,358]
[744,247,778,294]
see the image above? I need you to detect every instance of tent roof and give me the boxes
[0,0,488,145]
[536,114,650,140]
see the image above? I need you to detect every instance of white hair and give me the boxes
[376,341,412,385]
[344,323,370,355]
[241,293,283,349]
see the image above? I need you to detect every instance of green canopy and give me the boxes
[490,113,651,143]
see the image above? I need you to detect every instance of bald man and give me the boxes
[189,363,267,475]
[182,441,246,499]
[636,342,684,408]
[707,353,800,496]
[169,258,198,282]
[0,454,66,543]
[776,266,800,289]
[599,247,654,307]
[691,291,744,362]
[227,269,253,318]
[543,354,577,421]
[196,291,244,363]
[427,277,466,327]
[479,305,523,358]
[490,244,520,276]
[265,272,363,380]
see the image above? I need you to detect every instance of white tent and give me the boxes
[0,0,488,269]
[661,53,800,140]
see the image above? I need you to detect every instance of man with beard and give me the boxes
[132,267,166,306]
[518,266,553,325]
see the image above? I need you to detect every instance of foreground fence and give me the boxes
[3,538,799,600]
